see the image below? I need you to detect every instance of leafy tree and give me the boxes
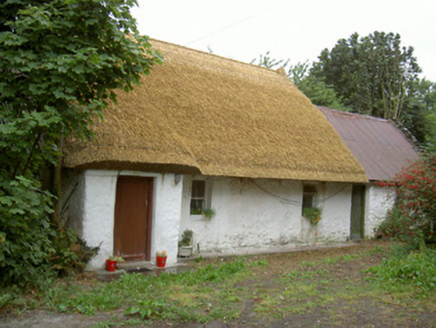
[251,51,290,70]
[288,62,348,110]
[408,79,436,152]
[0,0,161,286]
[251,53,346,109]
[311,32,425,138]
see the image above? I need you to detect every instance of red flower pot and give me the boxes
[106,259,117,272]
[156,256,167,268]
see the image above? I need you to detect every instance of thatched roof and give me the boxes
[64,40,367,183]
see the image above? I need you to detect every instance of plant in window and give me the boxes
[202,208,216,219]
[303,207,322,226]
[190,208,203,215]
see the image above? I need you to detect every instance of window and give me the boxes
[302,185,317,215]
[190,180,206,215]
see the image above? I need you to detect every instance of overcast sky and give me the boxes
[131,0,436,81]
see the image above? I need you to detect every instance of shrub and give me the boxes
[0,175,56,287]
[377,155,436,247]
[0,175,97,287]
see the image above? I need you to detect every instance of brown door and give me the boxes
[114,176,153,261]
[350,184,365,240]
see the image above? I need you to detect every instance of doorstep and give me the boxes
[95,260,190,282]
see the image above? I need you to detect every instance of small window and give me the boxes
[190,180,206,215]
[302,185,317,215]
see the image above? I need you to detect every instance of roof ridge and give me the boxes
[318,106,389,123]
[149,38,286,77]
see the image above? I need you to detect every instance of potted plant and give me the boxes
[106,256,124,272]
[178,229,194,257]
[156,250,167,268]
[303,207,322,226]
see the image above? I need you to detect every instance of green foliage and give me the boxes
[3,245,434,325]
[0,175,56,286]
[288,62,348,110]
[252,32,436,144]
[0,0,161,287]
[251,53,346,109]
[312,31,421,119]
[310,31,435,143]
[178,229,193,247]
[177,258,247,285]
[302,207,322,226]
[0,0,161,178]
[250,51,289,70]
[366,246,436,296]
[0,174,98,286]
[202,208,216,219]
[51,229,99,276]
[408,78,436,150]
[377,156,436,248]
[190,208,216,218]
[125,299,168,320]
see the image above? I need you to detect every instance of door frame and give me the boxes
[350,184,366,240]
[113,176,154,261]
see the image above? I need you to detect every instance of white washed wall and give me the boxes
[180,176,353,255]
[365,184,395,237]
[69,170,183,270]
[317,183,353,242]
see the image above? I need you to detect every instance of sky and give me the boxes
[131,0,436,81]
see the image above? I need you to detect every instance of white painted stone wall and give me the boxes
[316,183,353,242]
[180,176,353,255]
[67,170,183,270]
[68,170,395,267]
[365,184,395,237]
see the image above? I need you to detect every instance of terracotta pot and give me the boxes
[156,256,167,268]
[106,259,117,272]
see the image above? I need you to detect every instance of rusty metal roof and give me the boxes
[319,107,420,181]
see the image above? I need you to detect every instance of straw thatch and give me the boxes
[64,40,367,183]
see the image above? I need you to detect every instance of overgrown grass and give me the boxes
[1,256,255,323]
[1,243,435,327]
[365,245,436,296]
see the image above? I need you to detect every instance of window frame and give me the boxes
[190,178,212,216]
[302,184,317,215]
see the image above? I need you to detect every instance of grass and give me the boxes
[1,242,436,327]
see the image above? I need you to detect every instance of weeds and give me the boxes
[125,299,168,320]
[1,243,435,326]
[365,245,436,296]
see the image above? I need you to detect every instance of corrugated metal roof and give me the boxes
[319,107,420,181]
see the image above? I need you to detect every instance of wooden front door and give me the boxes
[114,176,153,261]
[350,184,365,240]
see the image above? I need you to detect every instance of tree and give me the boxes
[251,53,346,109]
[311,32,422,136]
[288,62,348,110]
[0,0,161,286]
[407,79,436,151]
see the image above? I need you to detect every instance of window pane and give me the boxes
[302,184,316,215]
[302,194,313,209]
[191,180,206,214]
[192,181,205,198]
[190,199,205,214]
